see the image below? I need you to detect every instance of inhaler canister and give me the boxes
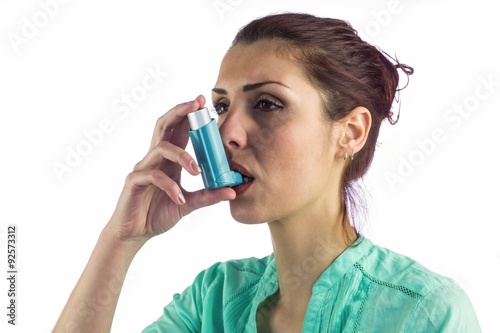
[187,107,243,189]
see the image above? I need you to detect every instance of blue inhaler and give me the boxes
[187,107,243,189]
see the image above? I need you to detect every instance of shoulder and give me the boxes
[356,239,481,332]
[357,240,455,296]
[143,256,274,332]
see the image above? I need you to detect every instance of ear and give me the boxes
[338,107,371,157]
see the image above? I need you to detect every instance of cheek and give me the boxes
[252,119,332,182]
[265,129,334,185]
[251,126,277,149]
[259,133,310,180]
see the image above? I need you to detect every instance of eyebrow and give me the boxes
[212,81,289,95]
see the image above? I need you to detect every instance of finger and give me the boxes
[194,95,206,109]
[180,187,236,215]
[150,101,193,150]
[169,116,191,151]
[150,96,205,149]
[170,95,208,149]
[133,140,201,176]
[125,169,186,205]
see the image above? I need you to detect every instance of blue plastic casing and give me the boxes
[188,108,243,189]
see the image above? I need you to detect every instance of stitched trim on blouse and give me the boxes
[353,262,424,300]
[352,281,372,333]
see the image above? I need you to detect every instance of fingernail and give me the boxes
[178,193,186,205]
[191,160,202,173]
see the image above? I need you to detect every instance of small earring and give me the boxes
[344,151,355,161]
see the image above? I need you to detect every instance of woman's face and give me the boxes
[213,40,345,224]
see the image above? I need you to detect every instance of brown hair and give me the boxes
[231,12,413,235]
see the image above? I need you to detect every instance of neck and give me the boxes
[267,203,357,313]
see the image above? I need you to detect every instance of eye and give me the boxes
[255,96,284,112]
[212,100,229,115]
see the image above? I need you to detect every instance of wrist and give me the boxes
[100,221,149,260]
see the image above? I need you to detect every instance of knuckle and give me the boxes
[154,116,170,136]
[132,160,143,172]
[156,140,171,150]
[179,150,191,163]
[165,182,179,194]
[125,171,137,185]
[153,118,164,135]
[155,114,166,126]
[149,168,164,182]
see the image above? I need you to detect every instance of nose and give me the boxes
[218,107,248,152]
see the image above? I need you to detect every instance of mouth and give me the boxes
[229,161,255,187]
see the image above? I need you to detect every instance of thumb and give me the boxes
[193,94,206,109]
[181,187,236,215]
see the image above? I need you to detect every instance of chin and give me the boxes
[229,201,268,225]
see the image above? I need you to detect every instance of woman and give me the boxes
[54,13,481,332]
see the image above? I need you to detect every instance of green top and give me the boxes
[142,237,481,332]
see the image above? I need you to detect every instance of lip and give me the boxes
[228,161,254,178]
[228,161,255,195]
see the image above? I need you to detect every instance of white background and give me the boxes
[1,0,499,332]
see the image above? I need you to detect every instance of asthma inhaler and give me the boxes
[187,107,243,189]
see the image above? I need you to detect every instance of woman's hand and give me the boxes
[109,95,236,241]
[54,96,236,333]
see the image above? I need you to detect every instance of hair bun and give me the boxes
[378,50,414,125]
